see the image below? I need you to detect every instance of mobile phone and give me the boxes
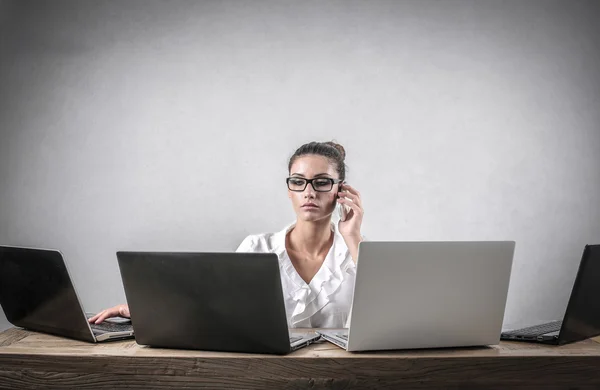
[339,203,351,221]
[338,182,351,222]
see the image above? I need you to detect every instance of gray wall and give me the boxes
[1,0,599,332]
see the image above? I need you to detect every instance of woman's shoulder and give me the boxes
[235,230,283,253]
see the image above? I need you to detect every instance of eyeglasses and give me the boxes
[286,177,342,192]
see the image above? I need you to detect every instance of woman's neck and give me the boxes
[288,218,333,257]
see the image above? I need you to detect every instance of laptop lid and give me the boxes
[0,246,96,342]
[346,241,515,351]
[557,244,600,344]
[116,251,294,354]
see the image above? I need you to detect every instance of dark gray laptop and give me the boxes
[116,251,320,354]
[0,246,134,342]
[501,245,600,345]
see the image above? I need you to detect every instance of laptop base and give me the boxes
[501,320,562,345]
[318,330,348,350]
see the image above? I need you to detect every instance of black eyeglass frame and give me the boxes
[285,177,343,192]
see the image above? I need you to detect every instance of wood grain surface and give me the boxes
[1,328,600,389]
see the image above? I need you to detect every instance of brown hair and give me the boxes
[288,141,347,180]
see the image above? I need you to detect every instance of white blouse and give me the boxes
[236,222,356,328]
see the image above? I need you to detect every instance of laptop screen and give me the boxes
[560,245,600,343]
[0,246,95,342]
[117,251,293,354]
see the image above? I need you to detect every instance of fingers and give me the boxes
[89,305,128,324]
[88,313,100,323]
[118,304,131,318]
[340,183,361,198]
[338,191,360,205]
[337,196,363,216]
[94,310,115,324]
[338,185,362,208]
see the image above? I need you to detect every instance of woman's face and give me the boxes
[288,155,340,222]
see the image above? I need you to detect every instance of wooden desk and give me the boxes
[1,328,600,389]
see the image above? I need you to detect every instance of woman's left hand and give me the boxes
[337,183,364,258]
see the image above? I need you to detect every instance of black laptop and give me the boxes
[501,244,600,345]
[116,251,321,354]
[0,246,134,342]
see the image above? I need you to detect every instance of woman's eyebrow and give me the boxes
[290,173,331,177]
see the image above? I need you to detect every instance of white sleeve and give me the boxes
[235,235,256,252]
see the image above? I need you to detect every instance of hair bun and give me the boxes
[324,141,346,161]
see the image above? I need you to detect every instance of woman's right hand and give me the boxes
[88,304,130,324]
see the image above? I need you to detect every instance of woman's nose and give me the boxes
[303,184,316,198]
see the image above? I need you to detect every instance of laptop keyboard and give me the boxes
[337,333,348,340]
[289,335,303,343]
[91,322,133,334]
[503,320,562,337]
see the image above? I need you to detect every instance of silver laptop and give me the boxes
[319,241,515,351]
[0,246,134,342]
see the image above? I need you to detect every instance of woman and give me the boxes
[89,141,364,328]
